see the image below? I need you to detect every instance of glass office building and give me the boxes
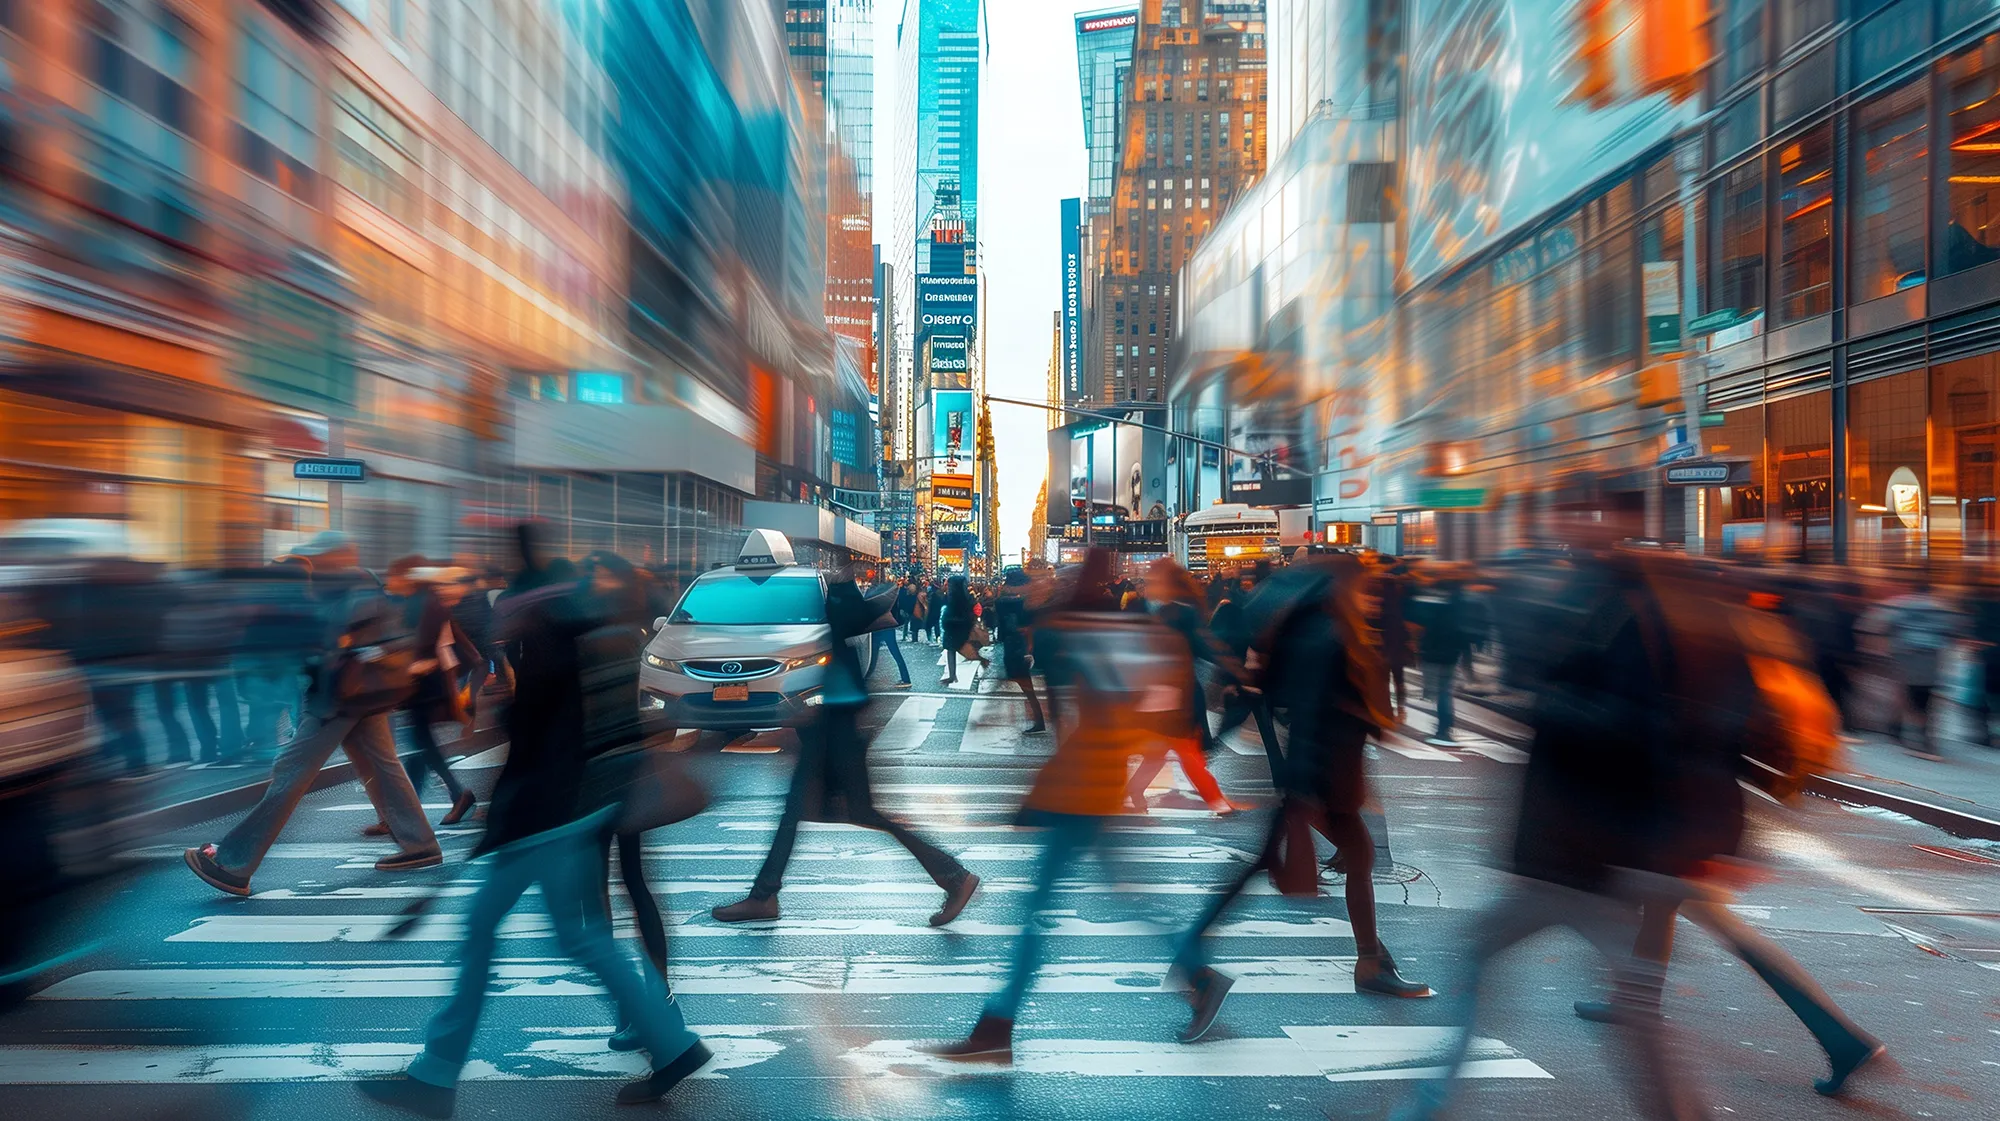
[1076,8,1139,217]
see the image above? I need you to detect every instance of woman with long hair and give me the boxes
[939,574,988,685]
[1123,558,1237,814]
[1169,553,1428,1044]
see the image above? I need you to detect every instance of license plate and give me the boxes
[711,684,750,702]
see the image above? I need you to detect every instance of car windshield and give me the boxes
[669,573,825,626]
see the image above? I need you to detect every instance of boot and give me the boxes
[1178,966,1235,1042]
[918,1013,1013,1063]
[1355,948,1431,998]
[1816,1039,1888,1097]
[615,1040,713,1104]
[710,894,779,923]
[930,872,980,927]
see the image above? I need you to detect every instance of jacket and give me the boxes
[1024,612,1194,817]
[477,581,595,855]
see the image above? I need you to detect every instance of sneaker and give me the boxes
[1422,736,1456,747]
[710,895,780,923]
[1178,967,1235,1042]
[616,1040,713,1104]
[439,790,477,826]
[374,849,444,872]
[1573,999,1618,1024]
[891,681,914,689]
[930,872,980,927]
[917,1014,1013,1063]
[356,1075,455,1119]
[183,844,251,897]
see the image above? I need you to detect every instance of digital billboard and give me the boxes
[932,473,975,511]
[932,389,974,469]
[1403,0,1701,287]
[1060,198,1083,398]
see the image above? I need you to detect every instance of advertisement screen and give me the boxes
[1060,198,1083,398]
[1047,428,1075,525]
[932,389,975,469]
[1227,403,1312,507]
[932,473,975,511]
[1403,0,1700,287]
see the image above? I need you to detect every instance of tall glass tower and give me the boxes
[1074,8,1138,217]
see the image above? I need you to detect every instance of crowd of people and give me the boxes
[5,521,1941,1117]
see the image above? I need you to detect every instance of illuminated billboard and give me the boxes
[932,389,974,469]
[932,473,975,511]
[1403,0,1700,287]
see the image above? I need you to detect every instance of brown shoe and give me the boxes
[361,821,391,838]
[930,872,979,927]
[439,789,476,826]
[710,894,779,923]
[374,849,443,872]
[918,1014,1013,1063]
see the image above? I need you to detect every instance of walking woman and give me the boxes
[1171,554,1428,1044]
[939,574,987,685]
[1124,558,1236,814]
[370,559,480,835]
[992,569,1047,733]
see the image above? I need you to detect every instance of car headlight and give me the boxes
[782,653,832,670]
[643,653,681,672]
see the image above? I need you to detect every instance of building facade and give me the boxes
[1085,0,1267,409]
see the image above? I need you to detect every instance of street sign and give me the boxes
[1698,412,1728,427]
[1687,308,1744,334]
[1415,486,1486,509]
[1663,460,1750,485]
[293,458,366,482]
[1657,441,1699,464]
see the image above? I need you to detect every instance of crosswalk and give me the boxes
[4,780,1559,1102]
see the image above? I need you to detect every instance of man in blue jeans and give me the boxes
[866,580,914,687]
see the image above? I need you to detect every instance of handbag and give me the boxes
[1267,798,1322,897]
[969,620,991,647]
[580,743,710,834]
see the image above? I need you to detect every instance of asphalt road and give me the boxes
[2,640,1997,1120]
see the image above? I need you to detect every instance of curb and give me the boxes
[115,726,504,838]
[1802,773,2000,843]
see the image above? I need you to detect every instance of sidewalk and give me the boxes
[1406,662,2000,842]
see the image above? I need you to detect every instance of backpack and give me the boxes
[1644,563,1839,801]
[328,590,421,717]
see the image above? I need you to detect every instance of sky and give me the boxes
[872,0,1095,563]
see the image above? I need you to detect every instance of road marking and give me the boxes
[959,695,1027,755]
[39,955,1369,999]
[1376,733,1460,762]
[870,696,949,754]
[846,1029,1545,1081]
[164,913,1354,944]
[711,820,1199,835]
[135,841,1261,865]
[1456,741,1528,764]
[253,876,1303,901]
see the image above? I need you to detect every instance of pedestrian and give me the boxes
[183,532,442,897]
[449,565,498,726]
[711,570,979,926]
[1862,577,1963,758]
[1171,555,1428,1044]
[358,526,708,1117]
[895,577,920,644]
[940,574,987,685]
[864,576,914,688]
[1210,576,1283,772]
[1386,546,1706,1121]
[926,579,946,643]
[154,567,247,765]
[1123,558,1236,814]
[235,556,318,760]
[922,549,1180,1062]
[1376,559,1413,720]
[992,568,1047,733]
[1413,574,1473,745]
[361,558,480,836]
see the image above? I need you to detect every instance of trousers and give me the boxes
[750,755,966,900]
[215,711,438,876]
[987,812,1103,1020]
[408,821,699,1087]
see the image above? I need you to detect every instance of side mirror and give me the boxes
[652,616,669,632]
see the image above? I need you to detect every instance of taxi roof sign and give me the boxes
[735,528,797,569]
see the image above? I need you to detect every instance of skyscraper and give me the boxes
[1075,8,1140,217]
[788,1,877,366]
[1088,0,1266,406]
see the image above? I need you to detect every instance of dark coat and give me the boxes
[401,590,481,726]
[1414,584,1474,666]
[477,582,595,855]
[994,592,1035,678]
[1263,605,1373,813]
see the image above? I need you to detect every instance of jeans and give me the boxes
[1396,875,1697,1121]
[1175,804,1380,974]
[215,711,438,877]
[1425,661,1457,739]
[154,675,245,763]
[866,630,911,684]
[90,679,145,773]
[987,813,1102,1020]
[238,664,303,758]
[408,820,700,1088]
[400,713,466,802]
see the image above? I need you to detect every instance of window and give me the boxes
[334,78,420,225]
[1850,81,1927,302]
[1347,162,1394,223]
[1717,0,1765,92]
[1943,37,2000,275]
[1710,161,1764,316]
[1776,123,1832,322]
[237,31,318,199]
[1775,0,1834,54]
[671,573,826,626]
[389,0,405,41]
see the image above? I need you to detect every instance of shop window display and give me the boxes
[1932,354,2000,559]
[1848,369,1930,565]
[1767,391,1832,561]
[1699,404,1766,556]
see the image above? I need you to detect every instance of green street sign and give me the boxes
[1417,487,1487,510]
[1699,412,1728,427]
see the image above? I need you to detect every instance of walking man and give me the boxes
[865,577,914,688]
[184,532,442,897]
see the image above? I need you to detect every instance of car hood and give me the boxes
[647,623,833,661]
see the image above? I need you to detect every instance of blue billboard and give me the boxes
[1060,197,1082,399]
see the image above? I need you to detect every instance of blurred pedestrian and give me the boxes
[1375,559,1413,720]
[235,556,318,760]
[864,576,913,688]
[1388,548,1704,1121]
[183,531,442,897]
[993,568,1046,733]
[896,578,920,643]
[926,579,945,643]
[1211,575,1284,773]
[1863,577,1964,758]
[940,575,987,684]
[1413,575,1473,744]
[1172,555,1428,1044]
[358,526,708,1117]
[360,558,480,836]
[1124,558,1236,814]
[711,570,978,926]
[922,549,1179,1063]
[449,566,498,726]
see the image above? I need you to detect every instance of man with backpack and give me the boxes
[184,532,442,897]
